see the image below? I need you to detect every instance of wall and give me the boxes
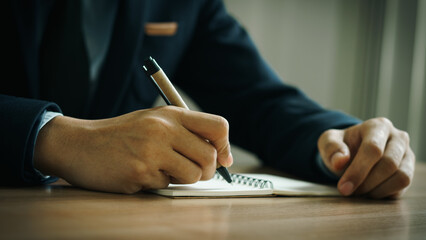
[224,0,361,114]
[223,0,426,162]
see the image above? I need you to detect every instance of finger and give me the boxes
[180,110,233,167]
[135,169,171,190]
[355,134,407,195]
[338,123,390,196]
[318,129,351,174]
[159,149,203,184]
[368,148,415,199]
[171,125,217,180]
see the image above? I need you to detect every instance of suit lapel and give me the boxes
[86,0,147,118]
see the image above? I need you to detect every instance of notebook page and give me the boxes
[243,174,340,196]
[151,174,274,197]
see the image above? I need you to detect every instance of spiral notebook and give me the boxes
[151,173,340,198]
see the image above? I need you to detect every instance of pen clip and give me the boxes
[142,65,172,106]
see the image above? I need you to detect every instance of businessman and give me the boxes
[1,0,415,198]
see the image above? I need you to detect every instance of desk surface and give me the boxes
[1,164,426,240]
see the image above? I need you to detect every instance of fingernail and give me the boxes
[339,181,354,196]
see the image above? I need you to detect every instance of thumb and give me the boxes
[318,129,351,175]
[214,140,233,168]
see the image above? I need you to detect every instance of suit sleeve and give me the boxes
[174,0,361,183]
[0,94,61,186]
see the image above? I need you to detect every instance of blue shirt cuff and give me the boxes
[33,110,63,180]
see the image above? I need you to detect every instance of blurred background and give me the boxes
[222,0,426,165]
[165,0,426,167]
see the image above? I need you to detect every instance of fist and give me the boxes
[318,117,415,199]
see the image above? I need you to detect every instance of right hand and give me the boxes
[34,106,233,194]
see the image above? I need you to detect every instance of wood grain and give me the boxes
[1,164,425,240]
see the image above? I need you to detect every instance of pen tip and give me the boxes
[216,167,232,184]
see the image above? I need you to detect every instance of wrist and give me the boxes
[33,115,92,180]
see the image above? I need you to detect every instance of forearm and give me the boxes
[229,90,361,183]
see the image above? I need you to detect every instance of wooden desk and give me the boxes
[1,164,426,240]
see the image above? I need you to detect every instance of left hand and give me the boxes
[317,117,415,199]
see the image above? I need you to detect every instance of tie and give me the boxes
[39,0,89,117]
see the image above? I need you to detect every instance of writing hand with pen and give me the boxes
[33,107,233,194]
[34,57,233,194]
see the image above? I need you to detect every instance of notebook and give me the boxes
[150,173,340,198]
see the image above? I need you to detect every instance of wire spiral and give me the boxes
[214,173,273,189]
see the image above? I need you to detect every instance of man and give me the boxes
[1,0,414,198]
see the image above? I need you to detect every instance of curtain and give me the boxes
[374,0,426,162]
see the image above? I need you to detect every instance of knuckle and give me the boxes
[130,163,149,181]
[365,139,383,158]
[216,116,229,133]
[185,169,202,184]
[324,141,341,154]
[201,168,216,181]
[162,105,182,114]
[162,105,185,119]
[207,147,218,164]
[380,156,399,174]
[320,129,339,140]
[399,131,410,143]
[197,146,217,169]
[318,129,342,150]
[126,165,171,191]
[326,129,340,136]
[149,174,170,189]
[142,116,171,137]
[375,117,392,127]
[363,117,392,130]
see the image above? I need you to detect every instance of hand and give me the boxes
[317,117,415,199]
[34,106,233,194]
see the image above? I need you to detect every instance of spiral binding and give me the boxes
[214,173,273,189]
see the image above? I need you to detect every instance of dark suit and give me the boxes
[1,0,359,186]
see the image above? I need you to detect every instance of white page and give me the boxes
[152,177,273,197]
[150,173,339,198]
[244,174,340,196]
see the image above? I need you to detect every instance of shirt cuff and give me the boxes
[39,111,63,130]
[315,153,340,181]
[34,110,64,179]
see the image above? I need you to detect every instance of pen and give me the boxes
[142,56,233,184]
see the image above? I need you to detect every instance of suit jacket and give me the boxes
[1,0,360,186]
